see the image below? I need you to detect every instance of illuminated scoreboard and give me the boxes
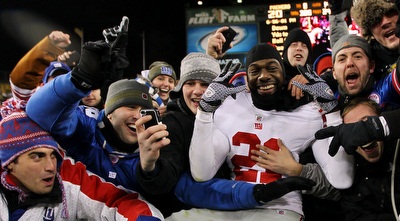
[262,1,331,57]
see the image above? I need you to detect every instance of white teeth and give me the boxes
[160,89,169,93]
[127,124,136,129]
[259,85,274,90]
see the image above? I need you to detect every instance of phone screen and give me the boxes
[221,27,237,53]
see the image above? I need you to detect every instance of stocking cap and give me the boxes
[313,52,332,76]
[246,43,285,77]
[105,79,153,115]
[148,61,177,82]
[0,112,63,169]
[332,34,372,64]
[170,52,220,99]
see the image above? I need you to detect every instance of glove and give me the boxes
[292,64,338,113]
[199,60,247,112]
[103,16,130,69]
[253,176,316,203]
[71,40,111,90]
[315,116,385,156]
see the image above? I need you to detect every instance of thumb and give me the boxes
[315,126,336,139]
[328,135,341,157]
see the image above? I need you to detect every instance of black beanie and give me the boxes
[282,28,312,64]
[245,43,285,77]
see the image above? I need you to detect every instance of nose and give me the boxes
[192,83,204,96]
[258,68,271,80]
[345,57,355,68]
[45,156,57,172]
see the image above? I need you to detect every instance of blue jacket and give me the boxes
[26,73,260,214]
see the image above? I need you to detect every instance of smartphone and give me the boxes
[140,109,162,129]
[221,26,237,53]
[65,51,80,67]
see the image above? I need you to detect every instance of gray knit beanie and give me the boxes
[170,52,220,99]
[332,34,372,64]
[105,79,153,115]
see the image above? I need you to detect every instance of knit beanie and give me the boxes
[148,61,177,82]
[351,0,398,40]
[0,112,63,170]
[105,79,153,115]
[332,34,372,64]
[170,52,220,99]
[282,28,312,64]
[43,61,71,84]
[313,52,332,76]
[246,43,285,77]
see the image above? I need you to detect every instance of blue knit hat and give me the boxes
[0,112,63,169]
[43,61,71,84]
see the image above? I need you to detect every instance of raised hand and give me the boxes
[199,60,247,112]
[71,40,111,90]
[292,64,338,113]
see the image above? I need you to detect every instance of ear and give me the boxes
[7,164,13,171]
[332,68,337,80]
[369,60,375,74]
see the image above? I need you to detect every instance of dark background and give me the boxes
[0,0,269,80]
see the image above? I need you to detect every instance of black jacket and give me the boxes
[340,140,400,221]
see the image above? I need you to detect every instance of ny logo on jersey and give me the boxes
[254,122,262,130]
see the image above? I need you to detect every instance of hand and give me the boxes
[199,60,246,112]
[71,40,111,90]
[103,16,130,69]
[288,74,308,100]
[206,26,230,59]
[49,31,71,49]
[253,176,316,203]
[251,139,303,176]
[315,116,385,156]
[136,115,170,172]
[292,64,338,113]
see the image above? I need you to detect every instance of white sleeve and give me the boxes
[312,110,355,189]
[189,109,230,181]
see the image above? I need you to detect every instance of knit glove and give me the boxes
[71,40,111,90]
[315,116,385,156]
[253,176,316,203]
[292,64,338,113]
[199,61,247,112]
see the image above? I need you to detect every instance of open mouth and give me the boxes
[127,123,137,132]
[384,29,395,38]
[360,141,378,155]
[159,88,170,93]
[346,73,359,84]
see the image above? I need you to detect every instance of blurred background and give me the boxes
[0,0,348,83]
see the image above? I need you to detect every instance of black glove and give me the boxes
[253,176,316,203]
[199,60,246,112]
[315,116,385,156]
[71,40,111,90]
[292,64,338,113]
[103,16,130,70]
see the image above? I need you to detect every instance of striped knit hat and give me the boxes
[0,112,63,169]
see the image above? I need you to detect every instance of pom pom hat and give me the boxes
[0,112,63,169]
